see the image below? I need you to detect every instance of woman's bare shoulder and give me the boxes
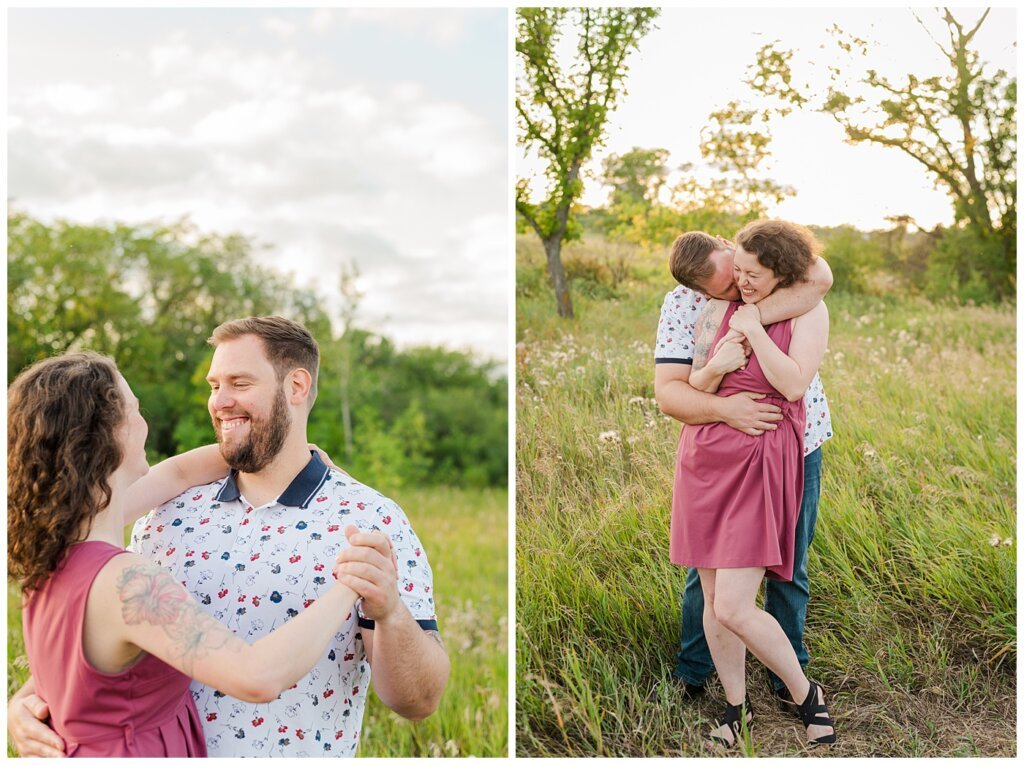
[793,300,829,326]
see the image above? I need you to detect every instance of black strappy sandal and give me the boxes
[797,680,836,745]
[706,695,753,750]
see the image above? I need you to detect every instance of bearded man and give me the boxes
[9,316,449,757]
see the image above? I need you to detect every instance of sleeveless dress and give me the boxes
[670,301,806,582]
[22,540,208,757]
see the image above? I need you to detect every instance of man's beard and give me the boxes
[214,388,290,473]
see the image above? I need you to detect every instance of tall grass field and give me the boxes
[8,486,508,758]
[516,241,1015,756]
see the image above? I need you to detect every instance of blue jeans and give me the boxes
[672,447,823,692]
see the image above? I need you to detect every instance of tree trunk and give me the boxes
[543,236,574,319]
[339,338,354,465]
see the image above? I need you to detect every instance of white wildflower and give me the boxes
[989,534,1001,547]
[629,396,646,405]
[598,430,621,444]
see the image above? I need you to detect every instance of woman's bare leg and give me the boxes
[697,568,746,704]
[712,567,833,742]
[697,568,748,745]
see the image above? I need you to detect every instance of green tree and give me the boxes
[599,147,669,246]
[10,212,508,489]
[672,101,794,221]
[516,6,659,318]
[602,147,669,208]
[748,8,1016,298]
[815,225,884,294]
[8,212,330,459]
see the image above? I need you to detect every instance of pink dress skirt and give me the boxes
[22,540,207,757]
[670,302,806,581]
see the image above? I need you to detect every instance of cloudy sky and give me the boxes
[9,8,508,361]
[520,6,1015,232]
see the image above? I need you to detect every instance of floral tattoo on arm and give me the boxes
[116,563,239,674]
[692,302,726,371]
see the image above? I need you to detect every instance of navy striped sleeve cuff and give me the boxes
[358,617,438,631]
[655,357,693,365]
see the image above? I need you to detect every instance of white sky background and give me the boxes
[8,8,507,362]
[519,6,1016,232]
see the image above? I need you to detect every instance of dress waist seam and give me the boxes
[57,692,190,746]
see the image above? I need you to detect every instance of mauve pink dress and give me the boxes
[670,301,806,582]
[22,540,207,757]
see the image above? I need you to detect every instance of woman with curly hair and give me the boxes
[670,220,836,748]
[9,352,357,757]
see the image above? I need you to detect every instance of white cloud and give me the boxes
[149,89,187,113]
[335,8,471,46]
[260,15,298,39]
[8,8,507,360]
[381,102,502,179]
[29,82,111,115]
[150,38,191,76]
[192,99,298,144]
[309,8,335,33]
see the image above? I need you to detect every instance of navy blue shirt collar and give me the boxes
[214,451,331,509]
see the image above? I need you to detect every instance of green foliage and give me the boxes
[562,252,618,300]
[8,212,507,489]
[925,225,1012,303]
[358,487,508,757]
[516,7,660,318]
[747,9,1015,299]
[348,404,428,492]
[815,226,885,294]
[600,148,671,245]
[7,210,330,460]
[680,101,795,216]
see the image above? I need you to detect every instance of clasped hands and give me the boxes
[708,304,761,374]
[333,526,403,623]
[305,448,403,623]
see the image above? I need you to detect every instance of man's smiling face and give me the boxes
[206,334,290,473]
[699,247,742,301]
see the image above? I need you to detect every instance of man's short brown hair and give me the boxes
[668,231,721,291]
[210,316,320,406]
[735,219,820,289]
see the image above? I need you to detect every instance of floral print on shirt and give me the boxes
[129,467,435,758]
[655,285,834,455]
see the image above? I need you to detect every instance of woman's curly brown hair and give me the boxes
[734,219,821,289]
[8,352,126,592]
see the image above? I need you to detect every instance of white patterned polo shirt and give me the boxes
[129,452,436,757]
[655,284,834,454]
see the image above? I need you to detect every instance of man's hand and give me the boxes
[8,687,65,758]
[729,303,762,337]
[719,391,783,436]
[334,526,402,623]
